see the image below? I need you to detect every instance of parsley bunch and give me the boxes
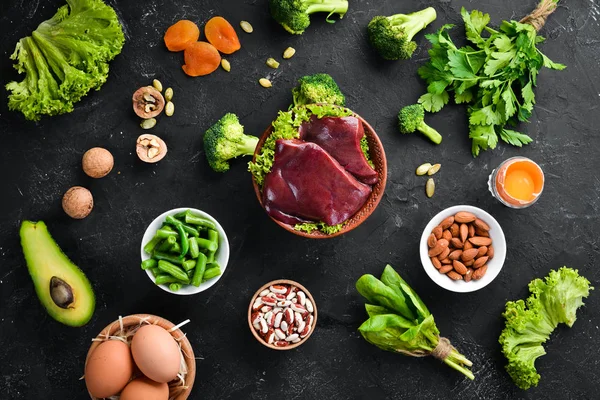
[416,6,565,156]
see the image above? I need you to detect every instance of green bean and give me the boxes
[206,250,215,264]
[157,260,190,282]
[207,229,219,243]
[187,269,195,278]
[175,224,188,258]
[202,264,221,281]
[157,236,177,252]
[143,235,163,254]
[165,215,200,237]
[184,212,217,230]
[157,228,178,239]
[182,259,196,272]
[188,237,200,258]
[173,210,188,219]
[153,251,184,265]
[155,274,182,285]
[191,253,207,287]
[150,267,161,277]
[160,224,175,231]
[196,237,218,252]
[169,242,182,254]
[141,258,158,270]
[169,283,182,291]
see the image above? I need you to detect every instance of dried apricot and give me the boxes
[205,16,241,54]
[164,20,200,52]
[182,41,221,77]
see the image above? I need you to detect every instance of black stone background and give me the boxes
[1,0,599,399]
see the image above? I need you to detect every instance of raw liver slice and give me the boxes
[299,115,379,185]
[262,139,372,226]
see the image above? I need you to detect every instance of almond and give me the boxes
[428,239,449,257]
[454,211,476,223]
[442,230,452,242]
[431,257,442,269]
[468,224,475,238]
[464,268,474,282]
[463,240,473,250]
[441,258,452,264]
[448,249,463,260]
[487,245,494,259]
[438,247,451,261]
[450,223,459,238]
[474,218,490,231]
[450,238,464,249]
[446,271,463,280]
[432,226,443,239]
[439,265,453,274]
[459,223,468,243]
[427,234,437,248]
[472,265,488,280]
[476,246,488,258]
[469,236,493,246]
[475,227,490,237]
[453,260,468,275]
[464,259,474,267]
[461,248,479,262]
[440,216,454,230]
[473,256,489,269]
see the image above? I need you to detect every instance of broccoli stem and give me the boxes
[418,121,442,144]
[237,136,259,156]
[388,7,437,41]
[305,0,349,17]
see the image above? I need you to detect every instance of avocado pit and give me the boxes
[50,276,74,309]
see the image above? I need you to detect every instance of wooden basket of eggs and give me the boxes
[84,314,196,400]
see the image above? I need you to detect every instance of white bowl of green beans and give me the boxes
[140,207,230,295]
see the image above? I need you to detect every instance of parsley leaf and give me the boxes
[418,92,449,113]
[462,8,490,45]
[500,129,533,147]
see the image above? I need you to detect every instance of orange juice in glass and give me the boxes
[488,157,544,208]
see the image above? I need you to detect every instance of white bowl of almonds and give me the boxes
[248,279,317,350]
[420,205,506,293]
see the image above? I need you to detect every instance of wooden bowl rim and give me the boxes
[84,314,196,400]
[247,279,318,350]
[251,106,387,239]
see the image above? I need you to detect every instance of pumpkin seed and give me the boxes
[165,101,174,117]
[140,118,157,129]
[426,178,435,198]
[221,59,231,72]
[416,163,432,176]
[164,87,173,102]
[266,58,280,69]
[282,47,296,59]
[240,20,253,33]
[152,79,163,92]
[259,78,272,88]
[427,163,441,175]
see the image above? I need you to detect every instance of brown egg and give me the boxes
[131,325,180,383]
[85,340,133,398]
[120,376,169,400]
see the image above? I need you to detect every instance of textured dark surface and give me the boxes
[1,0,599,399]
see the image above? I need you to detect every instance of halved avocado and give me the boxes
[20,221,95,327]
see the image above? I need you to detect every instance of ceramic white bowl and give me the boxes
[419,205,506,293]
[140,207,229,295]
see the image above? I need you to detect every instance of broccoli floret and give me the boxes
[368,7,437,60]
[292,73,346,106]
[398,104,442,144]
[203,113,258,172]
[269,0,349,35]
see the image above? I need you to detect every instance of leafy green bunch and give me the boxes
[499,267,593,390]
[356,265,474,380]
[416,7,565,156]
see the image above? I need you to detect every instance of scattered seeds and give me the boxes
[416,163,433,176]
[240,20,253,33]
[221,59,231,72]
[152,79,163,92]
[164,87,173,102]
[140,118,157,130]
[266,58,280,69]
[427,163,441,175]
[426,178,435,198]
[165,101,174,117]
[259,78,272,88]
[282,47,296,59]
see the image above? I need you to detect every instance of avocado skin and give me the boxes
[20,221,95,327]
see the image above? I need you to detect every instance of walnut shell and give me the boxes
[82,147,114,178]
[62,186,93,219]
[136,134,167,163]
[132,86,165,119]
